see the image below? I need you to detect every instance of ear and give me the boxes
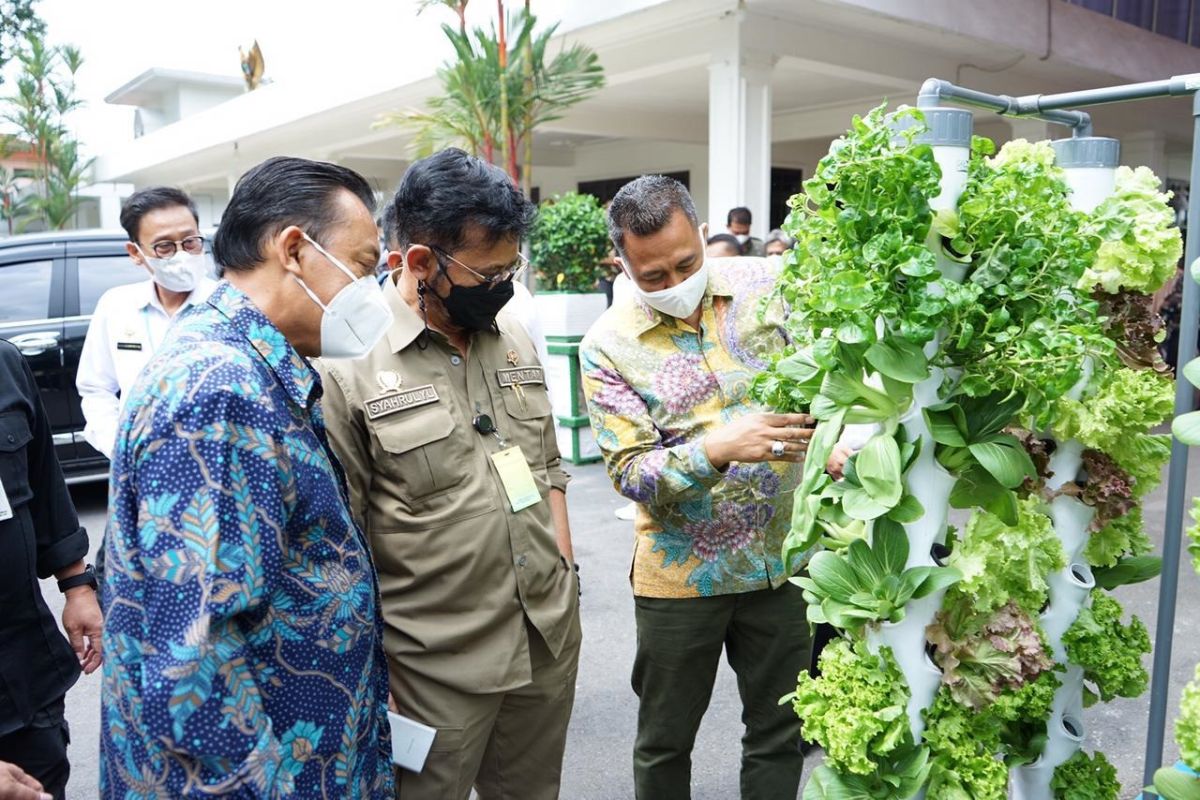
[699,222,709,241]
[274,226,308,277]
[126,242,150,271]
[386,250,405,271]
[403,245,439,283]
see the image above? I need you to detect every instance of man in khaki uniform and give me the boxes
[317,148,580,800]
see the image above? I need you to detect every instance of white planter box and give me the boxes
[533,291,608,339]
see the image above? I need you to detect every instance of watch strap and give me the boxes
[58,564,97,593]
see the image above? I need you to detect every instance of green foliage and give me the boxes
[1152,767,1200,800]
[1,29,91,231]
[528,191,610,292]
[378,7,604,187]
[1189,496,1200,574]
[785,638,911,776]
[941,138,1111,423]
[794,522,960,633]
[803,745,930,800]
[1178,665,1200,774]
[943,496,1065,618]
[1081,165,1182,294]
[927,601,1052,710]
[0,0,43,86]
[1051,749,1120,800]
[1063,590,1151,704]
[1053,366,1176,459]
[926,391,1036,524]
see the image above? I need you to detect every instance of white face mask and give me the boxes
[625,231,710,319]
[294,233,394,359]
[138,247,205,292]
[734,233,750,245]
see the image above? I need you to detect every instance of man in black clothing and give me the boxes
[0,340,102,800]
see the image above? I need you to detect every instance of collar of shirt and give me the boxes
[139,276,216,317]
[384,276,426,352]
[206,280,319,411]
[628,260,736,337]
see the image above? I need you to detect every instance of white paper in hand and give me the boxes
[388,711,437,773]
[0,477,12,522]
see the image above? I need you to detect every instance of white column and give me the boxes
[1122,131,1168,185]
[707,17,775,240]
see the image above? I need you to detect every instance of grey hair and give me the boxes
[606,175,698,256]
[765,228,794,248]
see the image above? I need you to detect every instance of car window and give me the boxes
[79,255,147,316]
[0,260,53,324]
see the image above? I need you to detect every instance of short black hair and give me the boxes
[389,148,535,252]
[379,198,399,250]
[706,233,743,254]
[727,206,752,226]
[119,186,198,243]
[213,157,376,273]
[607,175,698,256]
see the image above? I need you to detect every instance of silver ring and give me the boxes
[771,440,786,457]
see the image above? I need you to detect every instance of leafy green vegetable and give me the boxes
[803,745,931,800]
[943,497,1065,618]
[1063,590,1151,704]
[927,601,1053,709]
[1178,665,1200,774]
[1052,366,1176,460]
[922,688,1007,800]
[928,391,1036,524]
[1067,449,1138,530]
[795,523,960,632]
[1096,289,1171,373]
[785,638,911,776]
[1051,749,1120,800]
[1189,496,1200,573]
[941,138,1110,423]
[1085,507,1153,569]
[1091,554,1162,590]
[1151,766,1200,800]
[1081,164,1182,295]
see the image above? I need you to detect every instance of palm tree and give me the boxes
[1,32,91,230]
[377,3,604,191]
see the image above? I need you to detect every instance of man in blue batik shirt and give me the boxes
[99,157,397,798]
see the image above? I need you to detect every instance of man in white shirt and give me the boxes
[76,187,216,460]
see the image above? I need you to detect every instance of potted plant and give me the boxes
[528,191,612,463]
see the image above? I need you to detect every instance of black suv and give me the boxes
[0,230,173,483]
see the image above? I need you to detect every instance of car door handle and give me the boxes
[9,331,61,357]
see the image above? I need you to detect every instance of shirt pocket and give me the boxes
[0,411,33,508]
[498,382,554,476]
[370,404,472,500]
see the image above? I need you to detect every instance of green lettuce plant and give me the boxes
[1080,165,1182,294]
[795,522,960,632]
[1062,590,1151,705]
[1051,749,1121,800]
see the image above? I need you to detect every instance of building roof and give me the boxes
[104,68,244,107]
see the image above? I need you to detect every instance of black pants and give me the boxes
[0,704,69,800]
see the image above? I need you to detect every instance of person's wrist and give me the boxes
[703,434,730,471]
[64,585,96,600]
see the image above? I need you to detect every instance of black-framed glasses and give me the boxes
[429,245,528,289]
[145,235,205,259]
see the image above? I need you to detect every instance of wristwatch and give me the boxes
[58,564,98,594]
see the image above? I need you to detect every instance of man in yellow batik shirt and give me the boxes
[580,175,815,800]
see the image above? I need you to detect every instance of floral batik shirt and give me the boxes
[580,257,800,598]
[99,281,393,799]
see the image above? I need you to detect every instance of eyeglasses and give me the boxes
[145,235,205,259]
[430,245,528,289]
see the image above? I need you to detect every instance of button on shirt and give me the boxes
[0,340,88,736]
[317,278,578,695]
[580,257,799,599]
[76,276,215,459]
[100,281,392,799]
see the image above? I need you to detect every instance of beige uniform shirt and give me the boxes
[317,278,577,694]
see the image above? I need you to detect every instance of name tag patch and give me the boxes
[116,341,143,351]
[365,384,439,420]
[497,367,544,387]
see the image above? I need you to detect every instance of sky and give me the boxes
[3,0,572,158]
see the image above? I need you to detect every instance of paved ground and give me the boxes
[45,448,1200,799]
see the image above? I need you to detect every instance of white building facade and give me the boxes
[91,0,1200,235]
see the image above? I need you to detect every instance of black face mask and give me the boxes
[437,268,515,332]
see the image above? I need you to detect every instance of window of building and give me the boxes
[770,168,804,231]
[1068,0,1200,46]
[577,172,690,206]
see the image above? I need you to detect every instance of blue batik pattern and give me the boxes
[100,281,393,799]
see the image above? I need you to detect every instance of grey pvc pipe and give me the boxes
[917,78,1092,134]
[1142,89,1200,797]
